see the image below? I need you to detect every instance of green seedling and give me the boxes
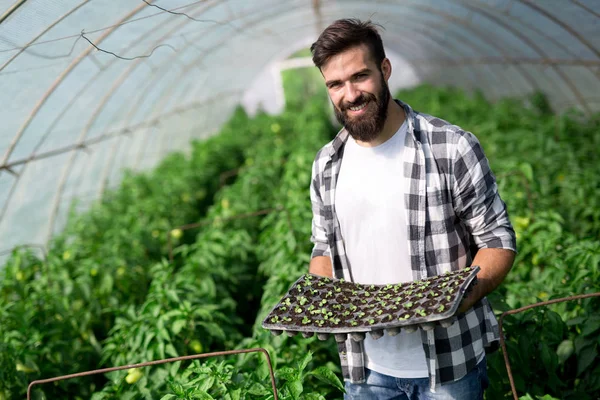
[350,305,358,311]
[295,307,303,314]
[376,310,383,315]
[438,305,445,312]
[368,319,375,325]
[270,316,279,323]
[351,321,358,326]
[302,316,311,324]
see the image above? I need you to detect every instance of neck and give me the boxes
[354,98,406,148]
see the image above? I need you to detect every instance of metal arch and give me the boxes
[359,9,522,98]
[481,0,599,64]
[0,0,27,24]
[0,0,158,167]
[318,0,543,98]
[518,0,600,58]
[97,2,310,186]
[405,2,549,93]
[456,0,591,113]
[41,1,229,242]
[0,0,122,223]
[90,1,302,194]
[0,0,208,233]
[129,0,536,158]
[349,0,546,99]
[42,1,300,238]
[268,7,518,98]
[0,0,92,72]
[571,0,600,19]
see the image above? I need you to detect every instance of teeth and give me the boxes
[349,103,366,111]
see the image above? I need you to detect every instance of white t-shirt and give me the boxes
[334,120,429,378]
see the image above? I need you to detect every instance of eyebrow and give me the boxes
[325,68,371,87]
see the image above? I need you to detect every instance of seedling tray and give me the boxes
[262,267,479,342]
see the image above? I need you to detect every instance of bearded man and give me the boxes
[308,19,517,399]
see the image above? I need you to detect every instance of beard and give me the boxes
[333,75,390,143]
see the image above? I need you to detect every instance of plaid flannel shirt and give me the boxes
[310,100,516,390]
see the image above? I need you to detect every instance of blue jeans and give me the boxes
[344,357,489,400]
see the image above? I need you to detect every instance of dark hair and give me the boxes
[310,19,386,69]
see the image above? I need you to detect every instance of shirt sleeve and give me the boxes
[310,156,331,259]
[451,130,517,252]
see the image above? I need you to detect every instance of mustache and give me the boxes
[341,93,376,111]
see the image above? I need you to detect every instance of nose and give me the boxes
[344,82,361,104]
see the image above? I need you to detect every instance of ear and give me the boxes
[381,58,392,81]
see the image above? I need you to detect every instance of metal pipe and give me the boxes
[27,347,279,400]
[498,292,600,400]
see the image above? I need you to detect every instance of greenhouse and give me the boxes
[0,1,598,399]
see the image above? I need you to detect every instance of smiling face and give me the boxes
[321,44,392,143]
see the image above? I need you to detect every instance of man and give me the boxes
[308,19,517,399]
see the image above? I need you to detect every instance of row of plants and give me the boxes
[0,66,598,399]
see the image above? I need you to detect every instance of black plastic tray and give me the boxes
[262,267,479,342]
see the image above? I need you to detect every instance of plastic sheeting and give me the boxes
[0,0,598,258]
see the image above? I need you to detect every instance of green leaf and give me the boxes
[247,383,270,396]
[298,351,312,373]
[171,319,187,335]
[540,341,558,372]
[276,367,297,381]
[582,317,600,337]
[577,345,597,376]
[303,394,326,400]
[160,395,176,400]
[518,162,534,182]
[286,379,303,400]
[229,388,241,400]
[307,366,345,392]
[191,390,214,400]
[556,339,574,364]
[199,376,216,392]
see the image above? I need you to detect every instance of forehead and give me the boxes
[321,45,376,81]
